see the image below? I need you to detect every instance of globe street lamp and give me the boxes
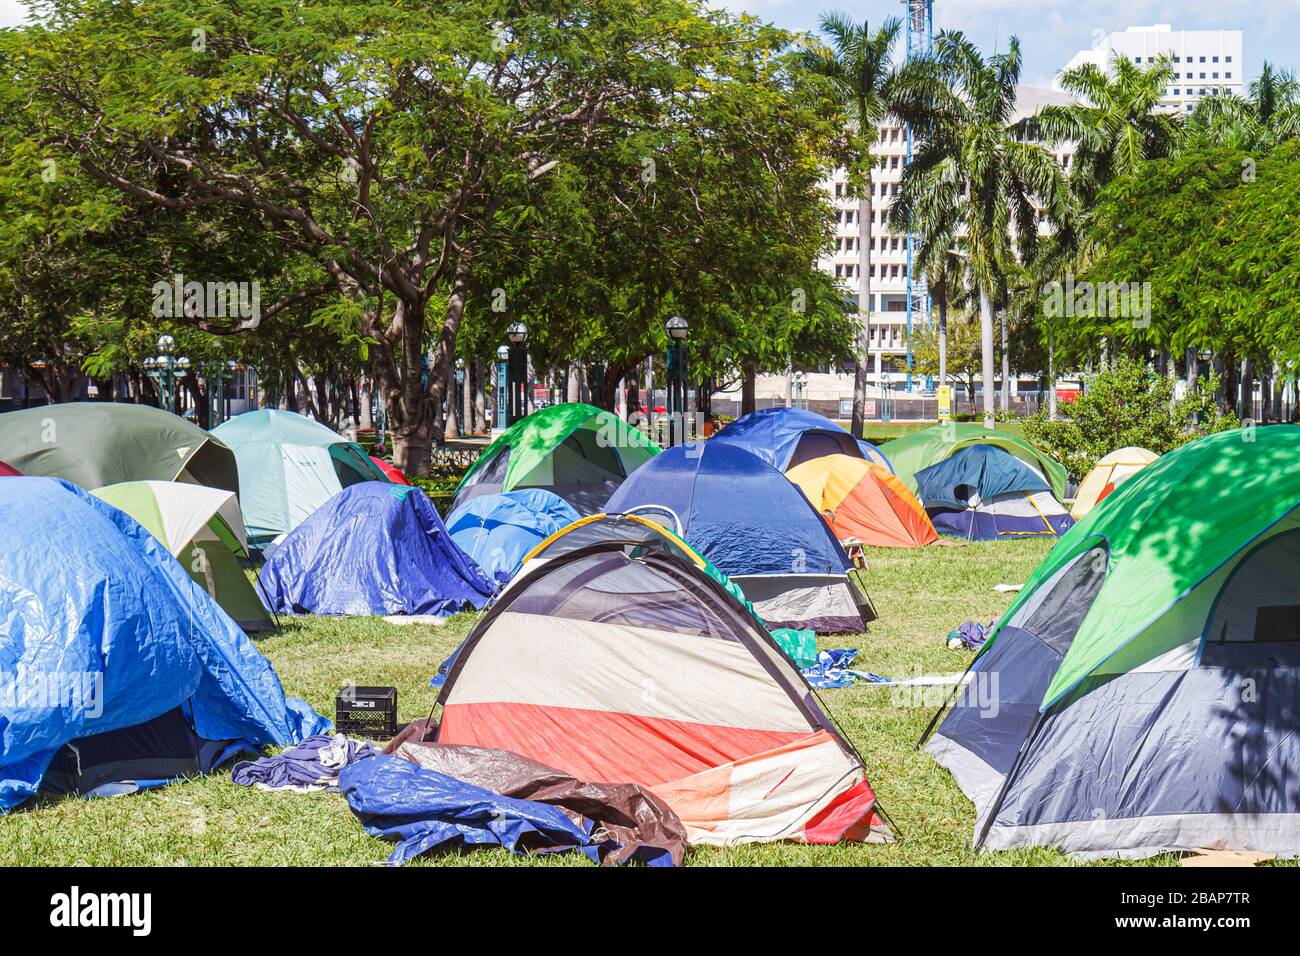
[505,322,528,425]
[145,335,187,414]
[793,370,808,411]
[665,315,689,446]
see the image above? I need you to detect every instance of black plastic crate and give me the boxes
[335,685,398,740]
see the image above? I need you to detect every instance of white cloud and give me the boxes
[0,0,30,29]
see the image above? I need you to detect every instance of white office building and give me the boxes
[1056,25,1244,114]
[814,87,1074,392]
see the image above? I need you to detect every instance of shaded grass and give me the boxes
[0,538,1182,866]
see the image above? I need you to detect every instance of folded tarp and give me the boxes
[386,719,684,866]
[340,754,597,865]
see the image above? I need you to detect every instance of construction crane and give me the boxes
[903,0,933,392]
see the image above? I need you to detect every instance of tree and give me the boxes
[1066,143,1300,417]
[891,32,1071,428]
[1022,356,1236,482]
[908,308,981,404]
[798,13,905,437]
[8,0,817,473]
[1034,55,1181,205]
[1190,62,1300,152]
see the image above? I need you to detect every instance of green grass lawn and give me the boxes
[1,537,1185,867]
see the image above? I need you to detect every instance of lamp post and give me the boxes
[495,345,510,430]
[665,315,689,447]
[793,370,808,411]
[200,358,239,427]
[506,321,528,425]
[144,334,188,414]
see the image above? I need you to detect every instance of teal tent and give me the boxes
[212,410,389,545]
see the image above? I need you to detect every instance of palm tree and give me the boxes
[911,220,969,392]
[890,32,1071,428]
[1034,55,1181,205]
[1030,55,1183,394]
[1190,62,1300,151]
[799,13,903,437]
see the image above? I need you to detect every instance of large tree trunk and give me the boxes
[740,363,757,416]
[472,359,486,433]
[979,288,996,429]
[851,190,873,437]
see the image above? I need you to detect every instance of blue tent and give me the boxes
[916,445,1074,540]
[445,488,580,581]
[0,478,328,811]
[712,407,890,473]
[604,442,870,632]
[259,482,497,616]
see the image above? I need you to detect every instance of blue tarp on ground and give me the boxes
[0,477,329,811]
[445,489,580,581]
[712,407,890,473]
[915,444,1050,509]
[340,754,595,865]
[605,441,850,577]
[259,482,497,616]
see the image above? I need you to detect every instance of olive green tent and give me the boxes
[451,403,660,515]
[878,423,1067,499]
[0,403,238,492]
[93,480,274,632]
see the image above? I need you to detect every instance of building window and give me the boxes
[1226,72,1232,79]
[1227,55,1233,63]
[1213,56,1219,62]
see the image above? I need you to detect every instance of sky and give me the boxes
[1,0,1296,88]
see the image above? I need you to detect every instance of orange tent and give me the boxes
[787,454,938,548]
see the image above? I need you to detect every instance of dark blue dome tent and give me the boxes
[711,406,890,474]
[259,482,497,617]
[0,478,328,810]
[605,442,873,632]
[915,445,1074,540]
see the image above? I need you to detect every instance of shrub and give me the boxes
[1022,357,1237,481]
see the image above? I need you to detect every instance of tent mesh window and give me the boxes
[788,431,859,470]
[329,445,381,488]
[508,551,741,641]
[1008,544,1108,656]
[1204,529,1300,659]
[464,446,511,491]
[545,431,626,485]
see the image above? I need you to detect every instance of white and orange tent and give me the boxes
[1070,446,1159,519]
[787,454,938,548]
[433,534,894,847]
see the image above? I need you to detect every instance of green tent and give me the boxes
[93,480,274,632]
[0,402,237,492]
[878,423,1067,499]
[927,426,1300,856]
[212,409,390,546]
[452,403,660,516]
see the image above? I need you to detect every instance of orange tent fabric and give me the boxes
[787,454,938,548]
